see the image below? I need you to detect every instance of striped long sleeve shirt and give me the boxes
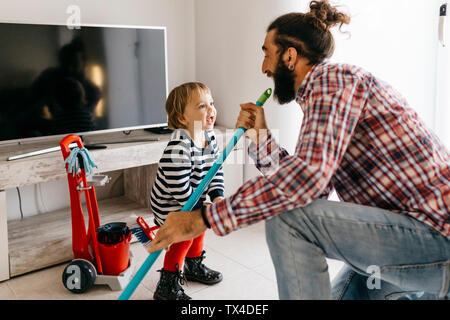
[150,129,224,226]
[207,61,450,239]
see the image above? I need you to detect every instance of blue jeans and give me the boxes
[265,199,450,300]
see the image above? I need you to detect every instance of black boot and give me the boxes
[184,250,223,285]
[153,263,191,300]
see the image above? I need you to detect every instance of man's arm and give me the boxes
[148,208,207,252]
[239,103,290,175]
[247,129,290,176]
[207,78,366,236]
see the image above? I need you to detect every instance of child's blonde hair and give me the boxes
[165,82,211,130]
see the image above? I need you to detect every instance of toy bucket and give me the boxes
[96,222,131,275]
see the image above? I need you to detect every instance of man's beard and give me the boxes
[272,59,296,105]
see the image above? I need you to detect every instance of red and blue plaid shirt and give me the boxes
[207,61,450,238]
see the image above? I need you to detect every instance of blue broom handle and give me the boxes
[118,89,272,300]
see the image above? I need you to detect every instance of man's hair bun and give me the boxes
[267,0,351,65]
[305,0,350,32]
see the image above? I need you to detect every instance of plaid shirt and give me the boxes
[207,61,450,239]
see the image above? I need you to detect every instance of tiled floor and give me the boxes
[0,221,344,300]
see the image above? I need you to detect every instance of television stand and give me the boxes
[0,126,244,281]
[7,143,78,161]
[6,131,164,161]
[6,143,107,161]
[144,126,173,134]
[85,139,161,146]
[84,144,108,150]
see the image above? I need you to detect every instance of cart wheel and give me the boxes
[62,259,96,294]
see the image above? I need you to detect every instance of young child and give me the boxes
[149,82,225,300]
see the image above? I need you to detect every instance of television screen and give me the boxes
[0,22,168,143]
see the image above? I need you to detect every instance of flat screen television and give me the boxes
[0,22,168,145]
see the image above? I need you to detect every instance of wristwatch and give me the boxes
[201,204,211,229]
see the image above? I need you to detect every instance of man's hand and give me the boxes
[236,103,268,144]
[147,208,207,253]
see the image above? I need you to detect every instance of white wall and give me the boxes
[331,0,440,129]
[1,0,196,220]
[195,0,306,182]
[435,1,450,149]
[195,0,443,182]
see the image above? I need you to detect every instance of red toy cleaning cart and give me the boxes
[60,134,135,293]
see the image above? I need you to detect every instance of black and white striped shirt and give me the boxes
[150,129,225,226]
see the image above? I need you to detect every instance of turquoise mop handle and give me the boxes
[182,88,272,211]
[118,88,272,300]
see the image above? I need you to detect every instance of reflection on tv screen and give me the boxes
[0,23,168,142]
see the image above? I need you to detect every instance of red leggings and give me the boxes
[163,232,205,272]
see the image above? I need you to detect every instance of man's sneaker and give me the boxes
[184,250,223,285]
[153,263,191,300]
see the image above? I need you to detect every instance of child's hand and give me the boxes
[213,197,225,203]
